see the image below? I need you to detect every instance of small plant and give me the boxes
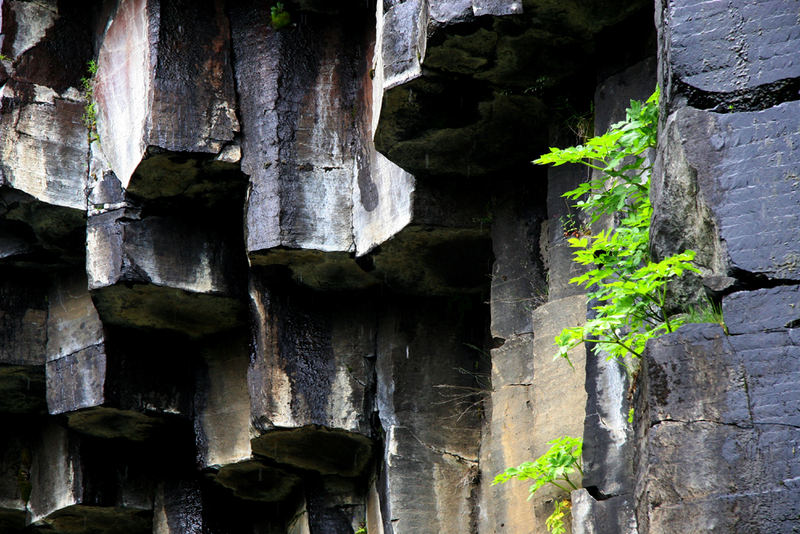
[80,60,100,143]
[559,212,590,238]
[354,526,367,534]
[493,437,582,534]
[270,2,291,29]
[546,500,570,534]
[0,53,10,62]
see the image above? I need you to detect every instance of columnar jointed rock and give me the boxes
[230,0,416,291]
[0,274,46,414]
[28,424,153,532]
[635,289,800,533]
[376,297,486,534]
[658,0,800,110]
[94,0,239,191]
[248,274,374,477]
[652,102,800,286]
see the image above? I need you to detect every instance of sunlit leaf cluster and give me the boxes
[492,437,582,534]
[537,89,699,367]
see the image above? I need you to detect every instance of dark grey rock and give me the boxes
[723,285,800,335]
[594,57,657,135]
[153,479,203,534]
[378,426,478,534]
[212,460,302,503]
[660,0,800,105]
[95,0,239,188]
[544,165,592,301]
[87,210,247,336]
[305,477,367,534]
[582,353,634,498]
[490,186,546,339]
[48,328,195,441]
[0,422,33,529]
[376,297,485,533]
[652,102,800,283]
[644,488,800,534]
[571,489,637,534]
[248,274,374,475]
[231,0,417,286]
[0,187,87,268]
[28,424,153,532]
[0,274,46,414]
[636,321,800,533]
[641,324,747,426]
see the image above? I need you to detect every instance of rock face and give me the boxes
[1,1,798,534]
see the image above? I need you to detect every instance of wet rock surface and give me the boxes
[1,1,796,533]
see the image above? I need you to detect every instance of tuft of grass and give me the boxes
[682,299,727,333]
[80,60,100,143]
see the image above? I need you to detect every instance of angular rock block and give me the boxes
[194,330,302,502]
[0,1,90,268]
[303,477,368,533]
[28,424,153,532]
[379,0,522,91]
[230,0,415,283]
[46,277,194,440]
[0,421,33,532]
[248,274,374,477]
[0,273,46,414]
[376,297,485,533]
[571,489,637,534]
[94,0,239,190]
[86,207,247,336]
[652,102,800,283]
[635,314,800,533]
[660,0,800,104]
[0,10,90,266]
[0,0,90,207]
[489,186,546,340]
[479,380,536,533]
[0,81,86,212]
[153,479,203,534]
[375,0,647,179]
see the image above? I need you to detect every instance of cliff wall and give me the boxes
[0,1,797,533]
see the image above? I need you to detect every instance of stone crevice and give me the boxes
[678,76,800,114]
[408,429,479,465]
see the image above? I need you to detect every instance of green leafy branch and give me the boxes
[492,437,582,534]
[537,88,699,367]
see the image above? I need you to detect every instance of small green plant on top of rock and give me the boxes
[81,60,100,144]
[492,436,582,534]
[270,2,291,29]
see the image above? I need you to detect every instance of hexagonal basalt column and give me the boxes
[193,329,303,503]
[0,272,47,414]
[247,272,375,477]
[229,0,416,287]
[0,1,90,269]
[94,0,239,192]
[45,272,195,440]
[86,204,248,336]
[375,296,487,534]
[28,423,153,532]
